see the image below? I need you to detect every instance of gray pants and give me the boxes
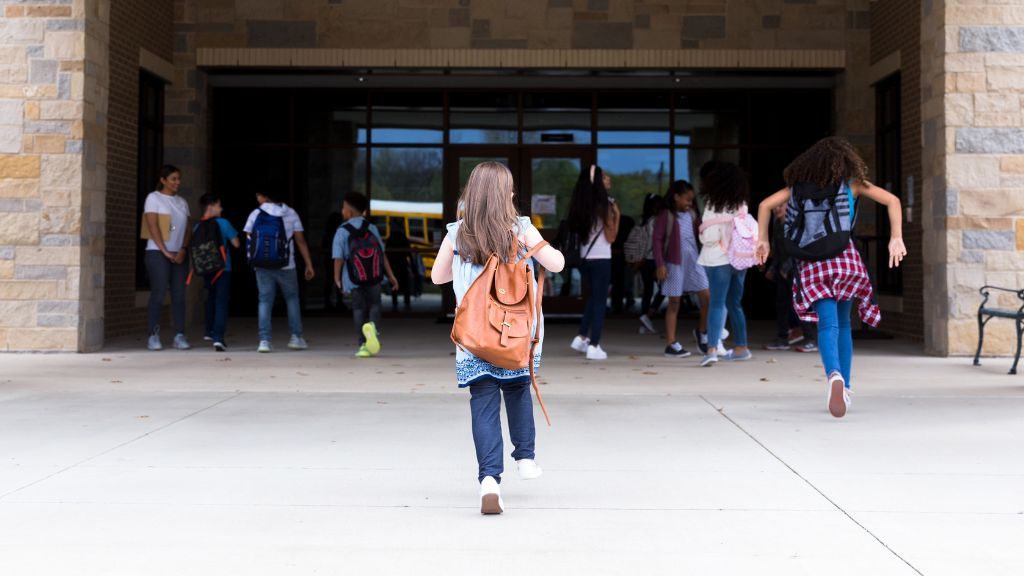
[351,284,382,343]
[145,250,187,335]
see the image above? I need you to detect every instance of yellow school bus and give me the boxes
[370,199,444,276]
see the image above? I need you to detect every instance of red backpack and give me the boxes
[343,221,384,286]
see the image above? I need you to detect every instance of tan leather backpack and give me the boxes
[451,241,551,425]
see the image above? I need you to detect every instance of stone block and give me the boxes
[0,246,11,259]
[946,53,986,73]
[948,216,1013,230]
[962,230,1015,250]
[945,93,974,127]
[959,189,1024,217]
[0,259,12,279]
[571,21,632,48]
[956,128,1024,153]
[0,211,38,244]
[25,6,73,18]
[956,72,987,93]
[0,153,39,178]
[37,313,77,327]
[39,101,82,121]
[1018,218,1024,250]
[31,134,66,154]
[985,67,1024,90]
[15,265,66,280]
[40,154,81,188]
[947,155,999,188]
[1001,156,1024,173]
[246,20,316,48]
[682,15,725,39]
[0,281,57,300]
[0,301,35,327]
[40,207,80,234]
[960,26,1024,53]
[0,99,23,125]
[45,31,84,60]
[985,250,1024,271]
[16,246,79,266]
[0,19,46,44]
[5,327,77,351]
[28,58,56,84]
[975,93,1019,113]
[0,125,21,154]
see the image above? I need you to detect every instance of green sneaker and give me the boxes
[355,344,372,358]
[362,322,381,355]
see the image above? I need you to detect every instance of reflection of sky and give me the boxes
[597,148,670,177]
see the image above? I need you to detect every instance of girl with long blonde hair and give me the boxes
[432,161,565,515]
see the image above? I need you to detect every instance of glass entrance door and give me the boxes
[520,148,592,314]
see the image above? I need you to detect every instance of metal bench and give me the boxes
[974,286,1024,374]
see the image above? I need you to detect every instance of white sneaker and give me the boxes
[722,327,731,341]
[516,459,543,480]
[173,333,191,350]
[203,336,213,342]
[213,342,227,352]
[288,335,308,350]
[147,329,162,351]
[585,344,608,360]
[639,314,656,334]
[479,476,504,515]
[257,340,273,353]
[570,335,590,353]
[828,371,850,418]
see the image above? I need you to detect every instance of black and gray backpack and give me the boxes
[783,181,856,262]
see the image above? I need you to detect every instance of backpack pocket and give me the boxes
[487,302,530,347]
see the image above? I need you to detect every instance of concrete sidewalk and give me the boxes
[0,318,1022,575]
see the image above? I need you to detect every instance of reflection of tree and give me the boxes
[372,148,442,201]
[607,164,665,220]
[532,159,579,224]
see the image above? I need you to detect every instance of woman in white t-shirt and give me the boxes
[567,165,620,360]
[142,165,192,351]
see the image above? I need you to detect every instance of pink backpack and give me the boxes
[699,206,759,270]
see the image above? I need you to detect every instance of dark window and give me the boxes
[875,74,902,295]
[135,70,165,290]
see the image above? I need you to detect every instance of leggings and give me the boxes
[813,299,853,388]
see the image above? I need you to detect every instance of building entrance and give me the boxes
[210,79,833,320]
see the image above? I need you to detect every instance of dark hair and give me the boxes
[157,165,179,190]
[783,136,868,188]
[199,193,221,211]
[663,180,695,215]
[641,193,667,225]
[701,163,749,212]
[699,161,722,182]
[343,191,369,214]
[567,165,609,241]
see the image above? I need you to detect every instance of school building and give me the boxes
[0,0,1019,355]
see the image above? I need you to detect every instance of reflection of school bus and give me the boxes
[370,199,444,275]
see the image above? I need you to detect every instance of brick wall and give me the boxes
[869,0,924,340]
[104,0,174,339]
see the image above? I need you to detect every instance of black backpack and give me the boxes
[555,219,598,269]
[190,219,226,279]
[344,221,384,286]
[784,181,857,262]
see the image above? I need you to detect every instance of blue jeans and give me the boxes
[813,299,853,388]
[144,250,187,335]
[704,264,748,352]
[204,271,231,343]
[255,268,303,342]
[579,259,612,346]
[469,378,535,484]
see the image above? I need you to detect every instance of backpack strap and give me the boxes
[524,240,551,427]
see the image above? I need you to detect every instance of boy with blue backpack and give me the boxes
[191,193,240,352]
[332,192,399,358]
[244,191,316,353]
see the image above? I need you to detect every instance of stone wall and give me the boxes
[926,0,1024,355]
[0,0,108,351]
[104,0,174,339]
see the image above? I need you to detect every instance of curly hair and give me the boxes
[783,136,868,188]
[701,163,749,212]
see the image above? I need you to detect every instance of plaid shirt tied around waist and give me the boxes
[793,242,881,328]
